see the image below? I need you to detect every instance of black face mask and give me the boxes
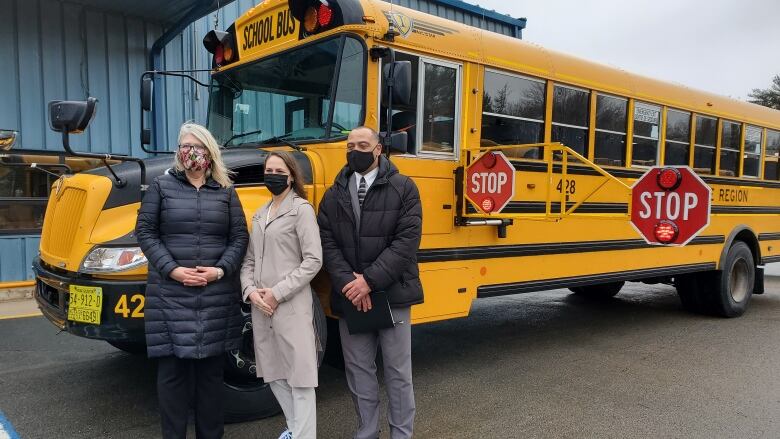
[264,173,290,196]
[347,149,377,174]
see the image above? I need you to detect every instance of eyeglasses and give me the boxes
[179,143,207,153]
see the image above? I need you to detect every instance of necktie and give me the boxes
[358,176,367,207]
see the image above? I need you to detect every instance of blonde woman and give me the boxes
[136,122,249,439]
[240,152,323,439]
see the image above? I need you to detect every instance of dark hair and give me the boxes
[265,151,307,199]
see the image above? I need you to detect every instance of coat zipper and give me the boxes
[196,185,203,357]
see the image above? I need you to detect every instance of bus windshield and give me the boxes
[207,35,365,147]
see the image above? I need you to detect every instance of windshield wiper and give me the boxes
[260,134,303,151]
[223,129,264,147]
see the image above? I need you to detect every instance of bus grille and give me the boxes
[42,187,87,259]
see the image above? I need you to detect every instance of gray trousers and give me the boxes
[339,307,415,439]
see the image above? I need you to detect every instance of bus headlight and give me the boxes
[81,247,147,273]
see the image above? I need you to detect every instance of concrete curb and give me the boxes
[0,286,34,303]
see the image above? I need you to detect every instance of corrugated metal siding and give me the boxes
[0,236,40,281]
[0,0,165,155]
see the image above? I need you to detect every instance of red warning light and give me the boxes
[654,220,679,244]
[657,167,682,191]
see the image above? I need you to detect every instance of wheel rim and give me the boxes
[224,303,263,387]
[729,258,750,303]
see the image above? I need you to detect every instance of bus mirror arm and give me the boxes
[140,70,211,155]
[60,131,148,191]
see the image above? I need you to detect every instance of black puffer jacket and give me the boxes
[135,170,248,359]
[318,156,423,314]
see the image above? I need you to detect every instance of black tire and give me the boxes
[675,241,755,318]
[223,380,280,424]
[569,281,624,299]
[107,340,146,355]
[710,241,754,317]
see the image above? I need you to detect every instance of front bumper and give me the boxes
[33,257,146,343]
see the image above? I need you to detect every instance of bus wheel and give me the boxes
[710,241,754,317]
[223,305,281,423]
[107,340,146,355]
[569,281,624,299]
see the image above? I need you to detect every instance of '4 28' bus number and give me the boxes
[556,179,576,195]
[114,294,145,318]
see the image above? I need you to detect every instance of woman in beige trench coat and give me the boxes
[239,151,322,439]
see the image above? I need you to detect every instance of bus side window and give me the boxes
[419,60,459,156]
[765,129,780,180]
[551,84,590,159]
[719,120,741,177]
[694,115,717,175]
[481,70,545,160]
[743,125,762,178]
[593,94,628,166]
[664,109,691,166]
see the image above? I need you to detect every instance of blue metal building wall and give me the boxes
[0,0,165,157]
[0,236,40,282]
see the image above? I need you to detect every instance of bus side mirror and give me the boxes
[48,97,98,134]
[382,61,412,107]
[0,130,18,151]
[141,77,153,112]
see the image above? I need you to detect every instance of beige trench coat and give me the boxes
[239,192,323,388]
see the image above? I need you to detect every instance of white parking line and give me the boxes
[0,411,20,439]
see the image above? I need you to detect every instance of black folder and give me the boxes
[342,290,396,335]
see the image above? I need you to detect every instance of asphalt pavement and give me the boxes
[1,280,779,438]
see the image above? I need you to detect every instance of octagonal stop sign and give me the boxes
[631,166,711,246]
[465,151,515,214]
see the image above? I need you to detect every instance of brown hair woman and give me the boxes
[239,151,323,439]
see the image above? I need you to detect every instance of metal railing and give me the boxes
[462,142,633,222]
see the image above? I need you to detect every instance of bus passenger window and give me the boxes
[481,70,545,159]
[552,85,589,158]
[421,61,459,155]
[694,115,717,174]
[719,120,741,177]
[743,125,762,178]
[664,109,691,166]
[593,94,627,166]
[631,102,661,167]
[765,129,780,180]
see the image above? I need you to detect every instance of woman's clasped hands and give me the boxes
[248,288,279,317]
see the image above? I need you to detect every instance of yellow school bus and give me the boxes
[34,0,780,420]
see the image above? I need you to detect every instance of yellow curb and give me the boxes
[0,312,42,320]
[0,281,35,289]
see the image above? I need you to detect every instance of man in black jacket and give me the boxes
[318,126,423,439]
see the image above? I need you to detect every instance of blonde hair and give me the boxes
[174,122,233,188]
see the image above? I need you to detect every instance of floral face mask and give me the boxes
[178,144,211,171]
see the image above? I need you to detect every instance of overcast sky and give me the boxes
[474,0,780,101]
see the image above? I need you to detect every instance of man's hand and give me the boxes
[195,266,221,283]
[248,289,273,317]
[356,294,373,312]
[170,267,208,287]
[343,272,371,304]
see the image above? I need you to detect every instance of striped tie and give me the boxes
[358,176,367,207]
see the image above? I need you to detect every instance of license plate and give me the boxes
[67,285,103,324]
